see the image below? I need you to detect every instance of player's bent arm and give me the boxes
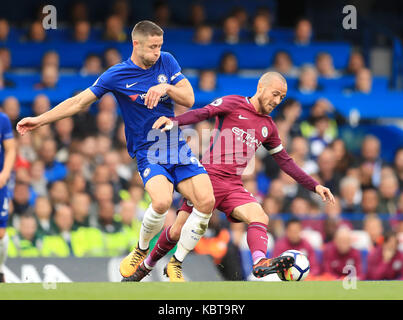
[166,78,195,108]
[0,137,16,187]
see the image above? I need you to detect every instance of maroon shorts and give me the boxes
[178,173,258,223]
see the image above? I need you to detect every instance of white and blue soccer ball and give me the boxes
[279,250,310,281]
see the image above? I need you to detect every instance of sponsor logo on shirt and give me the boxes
[232,127,262,148]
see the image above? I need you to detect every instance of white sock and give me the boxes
[0,233,9,273]
[174,208,212,262]
[138,204,167,251]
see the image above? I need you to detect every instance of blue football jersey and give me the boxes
[89,51,186,158]
[0,112,14,172]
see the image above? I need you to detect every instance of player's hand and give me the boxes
[152,116,174,132]
[315,185,335,204]
[16,117,42,136]
[145,83,170,109]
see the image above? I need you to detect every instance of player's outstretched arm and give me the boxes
[16,88,98,136]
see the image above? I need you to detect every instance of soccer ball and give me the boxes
[278,250,310,281]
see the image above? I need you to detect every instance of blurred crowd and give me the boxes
[0,1,402,281]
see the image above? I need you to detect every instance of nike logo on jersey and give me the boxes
[126,82,138,88]
[238,115,248,120]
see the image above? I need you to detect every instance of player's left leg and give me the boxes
[231,203,294,278]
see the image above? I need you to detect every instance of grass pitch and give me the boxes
[0,281,402,300]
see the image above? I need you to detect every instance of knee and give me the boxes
[152,197,172,214]
[194,194,215,214]
[248,211,269,226]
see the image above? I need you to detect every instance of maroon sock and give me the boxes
[144,226,177,268]
[247,222,269,264]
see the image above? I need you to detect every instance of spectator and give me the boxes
[330,138,357,176]
[360,188,379,216]
[297,64,320,93]
[339,176,362,214]
[231,6,249,30]
[308,115,334,159]
[119,199,141,252]
[41,50,60,70]
[80,54,102,75]
[34,65,59,89]
[2,96,20,128]
[294,18,312,45]
[198,69,217,92]
[32,94,51,116]
[222,16,241,44]
[358,135,383,188]
[289,136,318,175]
[71,192,92,229]
[111,0,131,26]
[66,173,88,195]
[378,173,399,214]
[38,138,68,183]
[345,51,366,75]
[272,218,321,276]
[95,110,117,138]
[153,0,173,28]
[366,231,403,280]
[261,196,284,239]
[188,3,206,27]
[193,24,213,45]
[103,47,122,69]
[8,214,41,257]
[269,51,299,77]
[41,205,75,257]
[315,52,341,78]
[0,47,11,72]
[49,180,70,207]
[70,1,89,23]
[54,117,74,154]
[352,67,372,93]
[27,20,46,42]
[363,214,384,248]
[96,94,116,115]
[322,226,364,280]
[218,52,239,74]
[323,196,353,243]
[317,147,342,196]
[29,160,48,197]
[103,15,127,42]
[34,196,54,236]
[73,20,91,42]
[252,14,271,45]
[393,147,403,191]
[0,59,14,89]
[0,18,10,42]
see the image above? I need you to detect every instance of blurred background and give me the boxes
[0,0,402,282]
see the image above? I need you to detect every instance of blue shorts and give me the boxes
[136,144,207,189]
[0,186,9,228]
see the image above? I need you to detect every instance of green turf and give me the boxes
[0,281,402,300]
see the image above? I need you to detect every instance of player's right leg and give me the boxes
[120,174,173,279]
[231,203,294,278]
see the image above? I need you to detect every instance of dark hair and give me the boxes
[285,217,301,228]
[131,20,163,40]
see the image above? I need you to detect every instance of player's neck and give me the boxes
[249,95,263,114]
[130,53,150,70]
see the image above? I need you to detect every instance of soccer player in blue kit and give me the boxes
[0,112,16,282]
[16,21,215,281]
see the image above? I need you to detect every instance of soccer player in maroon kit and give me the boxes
[130,72,335,281]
